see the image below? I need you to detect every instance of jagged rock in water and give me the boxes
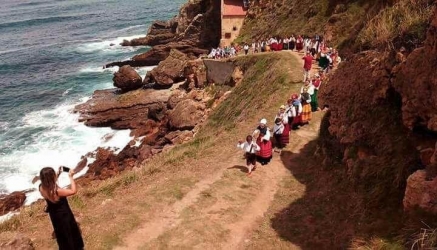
[113,65,143,91]
[106,0,220,68]
[74,88,170,130]
[121,20,177,46]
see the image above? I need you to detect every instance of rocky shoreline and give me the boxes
[0,0,226,217]
[105,0,220,68]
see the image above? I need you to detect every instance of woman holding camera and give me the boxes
[39,167,84,250]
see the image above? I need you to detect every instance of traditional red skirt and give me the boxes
[292,115,302,125]
[296,43,303,51]
[270,43,278,51]
[257,138,272,158]
[278,43,283,51]
[281,123,290,144]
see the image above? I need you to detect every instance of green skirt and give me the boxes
[311,89,318,112]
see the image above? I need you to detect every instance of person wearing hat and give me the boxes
[302,51,313,82]
[254,118,273,165]
[288,94,303,130]
[275,105,290,146]
[300,80,314,125]
[237,135,261,175]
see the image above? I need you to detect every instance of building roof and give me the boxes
[223,0,247,16]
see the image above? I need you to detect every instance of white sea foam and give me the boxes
[79,66,119,73]
[76,34,148,54]
[62,87,73,96]
[0,100,133,207]
[136,66,156,79]
[0,121,9,130]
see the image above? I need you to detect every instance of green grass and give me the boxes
[357,0,435,49]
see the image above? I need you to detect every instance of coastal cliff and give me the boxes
[105,0,221,67]
[2,0,437,248]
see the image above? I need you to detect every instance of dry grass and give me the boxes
[0,51,302,249]
[358,0,435,49]
[410,227,437,250]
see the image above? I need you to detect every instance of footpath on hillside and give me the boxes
[115,50,324,250]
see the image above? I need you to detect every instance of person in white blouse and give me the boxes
[237,135,261,175]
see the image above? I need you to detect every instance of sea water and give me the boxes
[0,0,185,208]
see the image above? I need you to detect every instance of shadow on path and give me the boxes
[228,165,249,173]
[271,140,404,249]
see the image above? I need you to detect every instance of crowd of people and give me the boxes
[209,35,341,75]
[237,42,332,175]
[207,45,241,59]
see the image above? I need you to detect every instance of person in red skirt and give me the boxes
[288,94,303,130]
[254,118,273,165]
[296,35,304,52]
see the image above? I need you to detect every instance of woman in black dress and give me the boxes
[39,167,84,250]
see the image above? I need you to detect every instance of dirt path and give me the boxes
[114,155,237,250]
[115,51,322,250]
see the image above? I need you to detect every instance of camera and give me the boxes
[61,166,70,172]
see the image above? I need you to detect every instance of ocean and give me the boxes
[0,0,185,206]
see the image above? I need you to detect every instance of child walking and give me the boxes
[237,135,261,175]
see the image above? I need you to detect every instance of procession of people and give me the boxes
[237,40,333,175]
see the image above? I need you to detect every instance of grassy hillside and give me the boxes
[237,0,434,52]
[0,52,303,249]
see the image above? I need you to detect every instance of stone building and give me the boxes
[220,0,247,46]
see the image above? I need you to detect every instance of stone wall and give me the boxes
[221,16,245,46]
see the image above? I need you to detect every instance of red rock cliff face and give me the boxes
[319,7,437,210]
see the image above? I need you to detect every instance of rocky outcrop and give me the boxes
[319,7,437,209]
[0,235,34,250]
[121,20,177,47]
[392,10,437,132]
[320,51,420,205]
[404,170,437,213]
[183,59,207,90]
[0,192,26,216]
[144,49,189,88]
[204,60,243,87]
[113,66,143,92]
[74,88,171,130]
[84,144,152,180]
[106,0,220,68]
[404,142,437,212]
[168,99,206,130]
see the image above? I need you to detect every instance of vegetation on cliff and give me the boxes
[238,0,435,53]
